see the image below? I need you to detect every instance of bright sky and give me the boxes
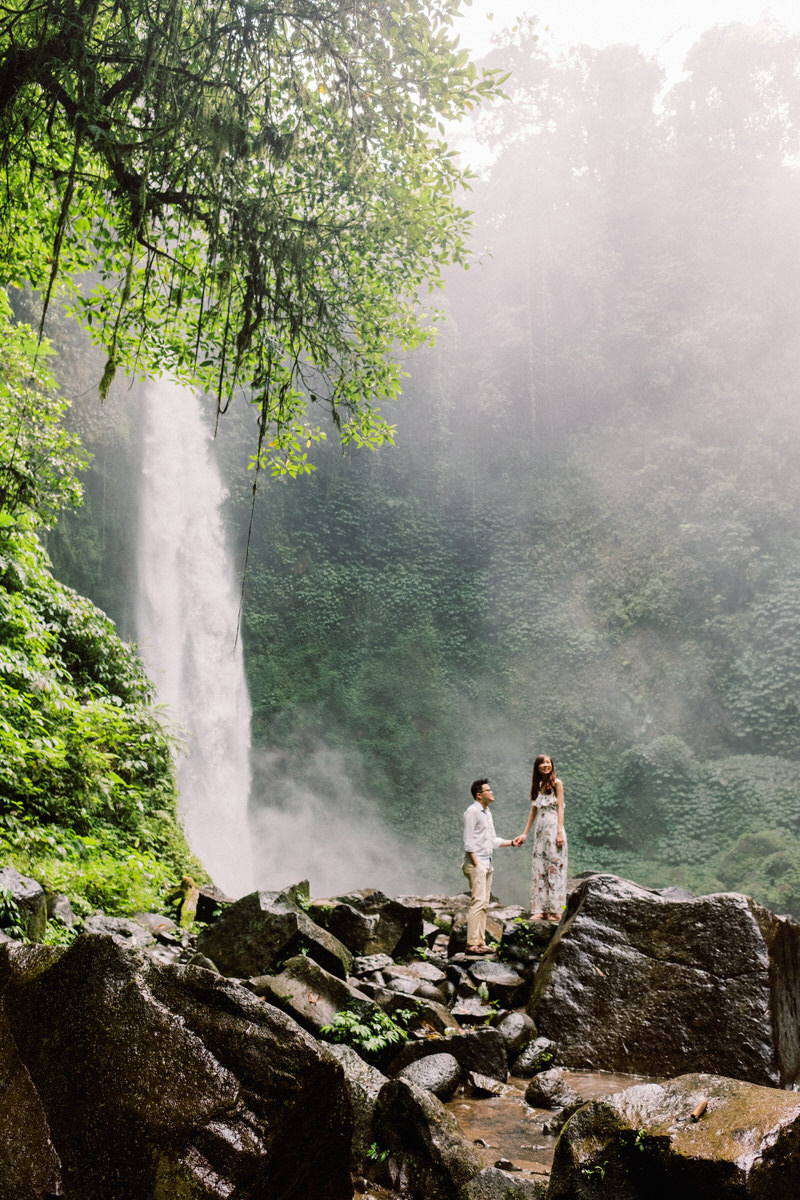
[456,0,800,70]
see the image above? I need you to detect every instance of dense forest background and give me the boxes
[47,19,800,913]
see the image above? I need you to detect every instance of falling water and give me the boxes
[136,379,253,897]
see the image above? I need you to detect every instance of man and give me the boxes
[462,778,518,954]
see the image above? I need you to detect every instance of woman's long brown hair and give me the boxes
[529,754,556,801]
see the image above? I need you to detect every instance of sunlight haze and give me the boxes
[457,0,800,64]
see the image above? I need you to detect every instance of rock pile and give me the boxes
[0,868,799,1199]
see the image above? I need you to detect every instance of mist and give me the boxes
[248,742,457,899]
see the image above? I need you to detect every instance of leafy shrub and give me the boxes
[320,1006,414,1058]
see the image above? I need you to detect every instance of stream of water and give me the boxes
[136,379,253,897]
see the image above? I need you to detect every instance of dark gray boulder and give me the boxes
[524,1067,582,1110]
[312,888,423,958]
[513,1036,557,1077]
[0,934,353,1200]
[549,1072,800,1199]
[398,1051,462,1101]
[389,1025,508,1084]
[373,1075,484,1199]
[0,1002,62,1200]
[324,1042,387,1169]
[493,1010,536,1060]
[83,912,155,948]
[383,959,449,1003]
[196,885,353,979]
[0,867,47,942]
[528,873,800,1085]
[451,993,498,1024]
[251,952,378,1038]
[468,958,524,1007]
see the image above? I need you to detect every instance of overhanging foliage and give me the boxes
[0,0,504,472]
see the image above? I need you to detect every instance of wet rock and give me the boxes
[383,960,449,1003]
[351,952,395,978]
[195,882,234,924]
[185,951,220,973]
[0,934,353,1199]
[196,884,353,979]
[398,1051,462,1100]
[465,1071,509,1097]
[252,953,377,1038]
[381,989,461,1037]
[0,867,47,942]
[493,1011,537,1060]
[325,1041,388,1168]
[524,1067,582,1110]
[549,1072,800,1200]
[83,912,155,948]
[529,873,800,1085]
[46,892,77,928]
[451,993,499,1024]
[390,1026,507,1084]
[462,1164,549,1198]
[312,889,423,959]
[374,1075,484,1199]
[0,1003,62,1200]
[498,920,555,972]
[133,911,178,936]
[513,1036,557,1077]
[467,959,524,1007]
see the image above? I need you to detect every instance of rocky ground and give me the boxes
[1,866,800,1199]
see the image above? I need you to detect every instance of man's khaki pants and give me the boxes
[462,857,492,947]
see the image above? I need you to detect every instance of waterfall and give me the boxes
[136,379,253,897]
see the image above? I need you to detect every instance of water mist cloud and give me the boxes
[249,743,453,900]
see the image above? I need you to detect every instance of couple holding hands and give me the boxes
[462,755,567,955]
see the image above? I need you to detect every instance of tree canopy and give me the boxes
[0,0,502,471]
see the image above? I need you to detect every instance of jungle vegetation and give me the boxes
[4,11,800,916]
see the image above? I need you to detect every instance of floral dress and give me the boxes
[530,790,567,915]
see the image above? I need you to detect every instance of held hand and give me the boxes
[513,835,527,846]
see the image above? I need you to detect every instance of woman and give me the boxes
[517,753,567,921]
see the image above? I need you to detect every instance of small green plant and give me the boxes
[320,1006,414,1056]
[633,1128,658,1154]
[366,1142,390,1163]
[0,888,28,940]
[42,920,78,947]
[581,1160,609,1181]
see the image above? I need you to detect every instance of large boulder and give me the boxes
[373,1075,484,1199]
[324,1042,387,1170]
[252,952,378,1037]
[0,1002,62,1200]
[467,958,525,1007]
[549,1072,800,1199]
[196,884,353,979]
[0,934,353,1200]
[312,889,423,959]
[397,1052,462,1101]
[528,874,800,1085]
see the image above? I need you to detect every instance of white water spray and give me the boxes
[136,379,253,897]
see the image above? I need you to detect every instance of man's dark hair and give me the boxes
[471,778,489,800]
